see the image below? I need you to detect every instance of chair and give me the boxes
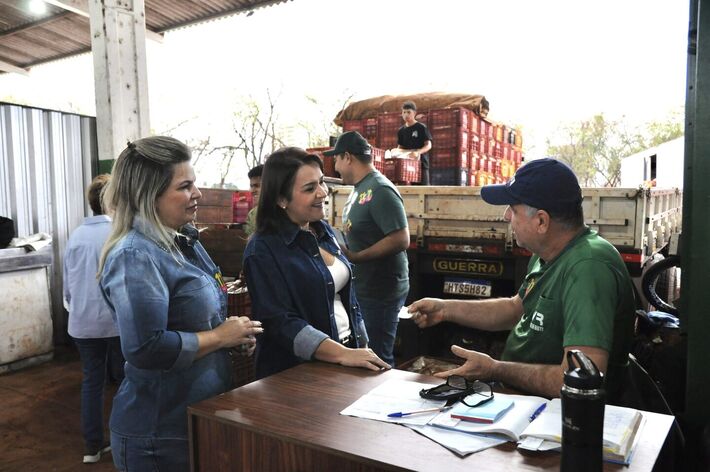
[615,354,685,471]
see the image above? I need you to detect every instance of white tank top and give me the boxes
[327,256,352,340]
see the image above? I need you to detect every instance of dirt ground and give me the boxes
[0,346,116,471]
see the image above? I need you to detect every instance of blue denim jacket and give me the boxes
[100,218,232,439]
[243,219,369,379]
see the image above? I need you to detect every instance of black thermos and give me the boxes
[560,350,605,472]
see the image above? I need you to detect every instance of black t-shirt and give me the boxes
[397,122,433,155]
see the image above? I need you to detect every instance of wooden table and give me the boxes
[188,362,673,472]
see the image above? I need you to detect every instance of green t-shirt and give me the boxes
[244,207,257,236]
[502,228,635,399]
[342,171,409,301]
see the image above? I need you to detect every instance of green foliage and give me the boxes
[546,111,684,187]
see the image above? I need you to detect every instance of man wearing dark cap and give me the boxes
[326,131,410,368]
[409,158,635,401]
[396,101,433,185]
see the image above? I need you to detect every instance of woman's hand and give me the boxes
[314,339,390,371]
[337,347,391,371]
[216,316,263,349]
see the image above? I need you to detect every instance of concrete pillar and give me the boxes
[88,0,150,173]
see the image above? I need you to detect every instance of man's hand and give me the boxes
[408,151,420,160]
[409,298,447,328]
[433,345,496,380]
[340,245,358,263]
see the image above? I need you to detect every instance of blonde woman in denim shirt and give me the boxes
[98,136,263,471]
[243,147,390,379]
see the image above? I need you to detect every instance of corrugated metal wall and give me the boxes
[0,102,98,343]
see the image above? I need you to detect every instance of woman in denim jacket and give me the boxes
[243,147,390,379]
[98,136,263,471]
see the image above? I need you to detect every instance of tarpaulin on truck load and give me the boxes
[333,92,490,126]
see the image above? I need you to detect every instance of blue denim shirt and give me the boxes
[243,219,369,379]
[100,218,232,439]
[63,215,118,338]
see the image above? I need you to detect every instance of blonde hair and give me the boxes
[98,136,192,274]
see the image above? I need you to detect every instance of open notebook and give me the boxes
[430,394,643,465]
[517,398,643,465]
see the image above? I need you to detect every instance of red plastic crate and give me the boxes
[430,148,468,169]
[469,152,481,171]
[501,143,511,161]
[477,118,495,139]
[374,160,385,173]
[431,126,468,152]
[492,141,503,159]
[363,117,378,143]
[469,132,482,153]
[343,120,364,133]
[384,158,420,184]
[377,123,401,151]
[371,147,386,164]
[428,107,472,130]
[470,114,480,134]
[232,191,254,223]
[307,147,338,178]
[378,112,403,127]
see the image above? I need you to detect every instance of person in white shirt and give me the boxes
[63,174,123,464]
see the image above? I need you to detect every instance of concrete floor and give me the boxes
[0,346,116,471]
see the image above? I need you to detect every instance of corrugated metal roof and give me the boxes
[0,0,290,72]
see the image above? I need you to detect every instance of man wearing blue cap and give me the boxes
[327,131,410,368]
[409,158,635,400]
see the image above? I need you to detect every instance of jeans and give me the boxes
[73,336,124,450]
[357,295,407,367]
[111,432,189,472]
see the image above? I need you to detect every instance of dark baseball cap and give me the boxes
[322,131,372,157]
[480,158,582,213]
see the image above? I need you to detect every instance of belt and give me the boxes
[340,334,355,347]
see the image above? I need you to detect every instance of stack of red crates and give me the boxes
[339,105,523,187]
[376,112,402,151]
[428,107,471,185]
[469,117,524,186]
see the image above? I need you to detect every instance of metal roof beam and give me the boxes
[44,0,164,43]
[0,59,29,75]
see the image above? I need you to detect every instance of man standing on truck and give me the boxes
[327,131,410,368]
[409,158,635,401]
[396,101,433,185]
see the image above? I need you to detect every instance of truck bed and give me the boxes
[327,185,682,265]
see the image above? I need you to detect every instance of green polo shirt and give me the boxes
[342,171,409,301]
[502,227,635,399]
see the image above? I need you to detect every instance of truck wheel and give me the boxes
[641,255,680,316]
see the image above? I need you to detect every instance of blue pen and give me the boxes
[529,403,547,421]
[388,405,452,418]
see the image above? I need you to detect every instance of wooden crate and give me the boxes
[197,225,249,277]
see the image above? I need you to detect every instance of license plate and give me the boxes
[443,278,492,297]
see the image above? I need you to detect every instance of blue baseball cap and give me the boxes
[480,158,582,213]
[323,131,372,157]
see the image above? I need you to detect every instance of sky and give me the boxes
[0,0,690,188]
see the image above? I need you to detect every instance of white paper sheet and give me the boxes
[340,379,445,426]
